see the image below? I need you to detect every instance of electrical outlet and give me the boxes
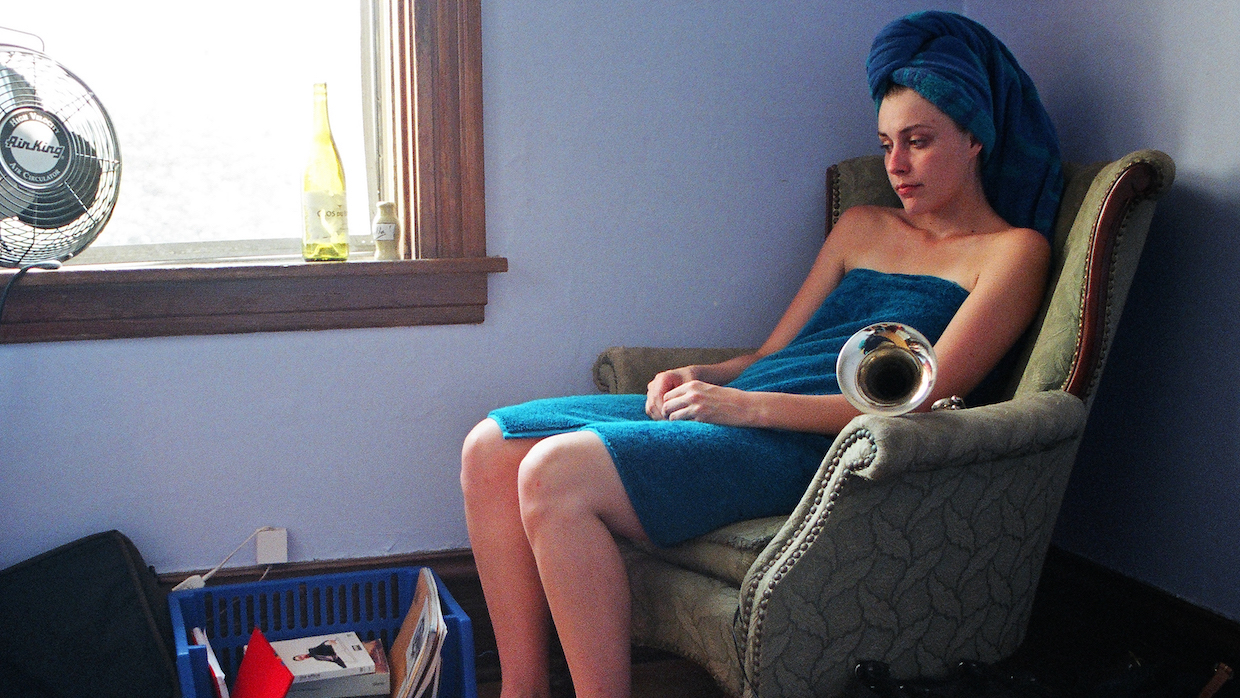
[256,527,288,565]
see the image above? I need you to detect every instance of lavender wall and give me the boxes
[969,0,1240,620]
[0,0,952,572]
[4,0,1237,625]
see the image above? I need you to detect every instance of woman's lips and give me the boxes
[895,183,921,197]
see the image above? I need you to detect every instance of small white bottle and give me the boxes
[372,201,400,261]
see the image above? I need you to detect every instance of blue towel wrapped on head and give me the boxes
[866,11,1063,240]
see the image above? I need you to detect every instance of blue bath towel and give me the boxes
[866,11,1063,240]
[490,269,969,546]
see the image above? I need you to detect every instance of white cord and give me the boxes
[172,527,277,592]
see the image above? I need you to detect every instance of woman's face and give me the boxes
[877,88,982,216]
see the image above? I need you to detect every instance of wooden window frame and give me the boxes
[0,0,503,345]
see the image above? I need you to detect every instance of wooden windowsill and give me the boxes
[0,0,492,346]
[0,255,508,344]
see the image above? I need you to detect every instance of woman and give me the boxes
[461,11,1062,698]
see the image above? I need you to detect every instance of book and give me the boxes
[389,568,447,698]
[288,640,390,698]
[271,631,376,684]
[232,628,295,698]
[192,627,230,698]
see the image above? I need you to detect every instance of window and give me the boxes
[9,2,370,253]
[0,0,503,343]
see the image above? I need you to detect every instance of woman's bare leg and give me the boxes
[461,419,552,698]
[517,431,649,698]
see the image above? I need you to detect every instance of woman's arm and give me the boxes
[646,209,871,421]
[660,384,864,433]
[652,217,1050,432]
[919,227,1050,406]
[643,354,760,419]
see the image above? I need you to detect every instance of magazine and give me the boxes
[389,568,447,698]
[270,631,376,684]
[288,640,390,698]
[411,649,442,698]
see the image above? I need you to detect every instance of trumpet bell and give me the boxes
[837,323,937,416]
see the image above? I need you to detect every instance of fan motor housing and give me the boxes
[1,107,71,187]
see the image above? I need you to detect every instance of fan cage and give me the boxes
[0,45,120,268]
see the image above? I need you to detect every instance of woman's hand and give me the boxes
[649,365,862,433]
[650,379,757,427]
[645,354,763,423]
[645,367,699,419]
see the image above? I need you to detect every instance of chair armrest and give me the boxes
[737,389,1088,697]
[592,346,753,395]
[843,389,1087,480]
[743,390,1086,604]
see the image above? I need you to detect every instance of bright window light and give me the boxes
[2,1,367,253]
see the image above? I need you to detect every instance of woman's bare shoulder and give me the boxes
[972,224,1051,295]
[985,225,1051,266]
[830,205,903,244]
[835,204,903,227]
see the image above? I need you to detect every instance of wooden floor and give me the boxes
[478,654,727,698]
[471,547,1240,698]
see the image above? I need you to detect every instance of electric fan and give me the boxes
[0,42,120,268]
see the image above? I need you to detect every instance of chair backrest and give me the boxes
[825,149,1175,408]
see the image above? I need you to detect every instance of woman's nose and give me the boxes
[886,147,909,174]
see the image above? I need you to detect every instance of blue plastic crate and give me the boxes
[169,567,476,698]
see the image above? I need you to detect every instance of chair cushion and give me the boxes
[630,515,787,586]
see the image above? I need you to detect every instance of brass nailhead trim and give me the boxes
[741,428,876,691]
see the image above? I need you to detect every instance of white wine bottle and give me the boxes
[302,82,349,261]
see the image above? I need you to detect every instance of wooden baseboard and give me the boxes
[156,548,479,588]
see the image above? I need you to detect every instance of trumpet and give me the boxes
[836,323,937,416]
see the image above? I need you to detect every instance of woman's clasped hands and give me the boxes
[645,367,755,426]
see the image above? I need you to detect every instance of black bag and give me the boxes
[0,530,179,698]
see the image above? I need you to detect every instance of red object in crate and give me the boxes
[233,628,294,698]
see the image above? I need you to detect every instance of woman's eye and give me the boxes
[879,142,893,153]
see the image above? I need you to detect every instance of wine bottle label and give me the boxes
[303,192,349,241]
[373,222,397,241]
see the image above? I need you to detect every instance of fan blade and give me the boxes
[18,128,100,229]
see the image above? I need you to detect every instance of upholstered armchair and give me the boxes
[592,150,1175,698]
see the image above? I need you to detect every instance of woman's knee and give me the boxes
[460,418,513,499]
[515,433,610,527]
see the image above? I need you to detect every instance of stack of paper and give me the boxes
[390,568,448,698]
